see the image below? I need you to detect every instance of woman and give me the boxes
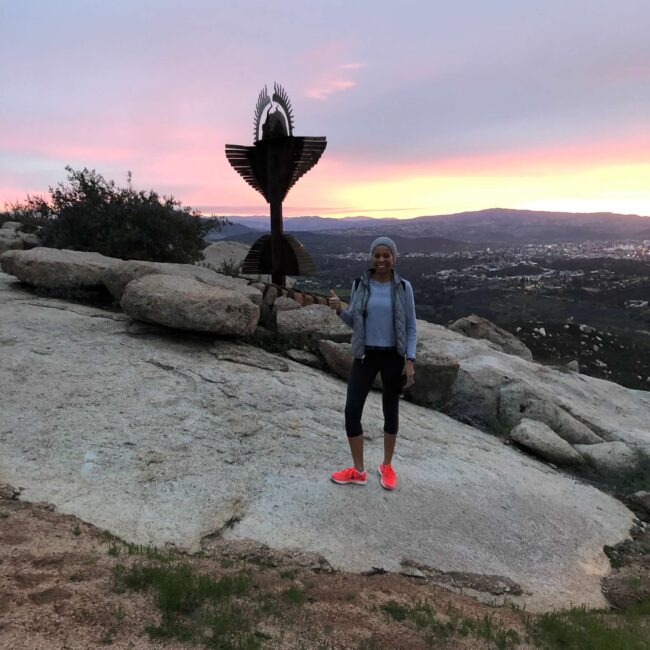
[328,236,417,490]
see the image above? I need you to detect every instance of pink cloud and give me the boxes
[339,62,366,70]
[306,78,357,100]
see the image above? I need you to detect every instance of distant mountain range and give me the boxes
[206,208,650,247]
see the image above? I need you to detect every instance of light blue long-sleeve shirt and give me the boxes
[339,278,417,359]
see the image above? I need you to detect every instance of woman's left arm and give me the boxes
[404,282,417,386]
[405,282,417,360]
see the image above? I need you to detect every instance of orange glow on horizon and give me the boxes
[2,132,649,219]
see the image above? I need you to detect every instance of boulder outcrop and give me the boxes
[411,321,650,455]
[498,383,603,445]
[449,314,533,360]
[0,270,636,612]
[121,274,260,336]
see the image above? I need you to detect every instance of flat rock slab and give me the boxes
[103,258,261,305]
[0,272,634,612]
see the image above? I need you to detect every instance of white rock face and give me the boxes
[1,247,116,288]
[415,321,650,452]
[574,442,640,476]
[0,271,635,612]
[121,274,260,336]
[510,418,584,465]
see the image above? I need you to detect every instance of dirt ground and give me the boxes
[1,486,648,650]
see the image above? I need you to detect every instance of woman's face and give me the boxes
[372,245,394,274]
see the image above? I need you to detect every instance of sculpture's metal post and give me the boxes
[225,83,326,287]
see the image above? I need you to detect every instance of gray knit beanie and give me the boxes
[369,236,397,260]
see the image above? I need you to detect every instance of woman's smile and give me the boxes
[372,245,394,278]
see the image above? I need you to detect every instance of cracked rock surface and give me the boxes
[0,272,636,612]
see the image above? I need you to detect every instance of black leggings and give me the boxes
[344,349,405,437]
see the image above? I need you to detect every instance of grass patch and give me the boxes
[526,601,650,650]
[113,561,260,648]
[72,525,81,536]
[282,586,308,606]
[107,544,120,557]
[381,600,409,622]
[125,542,171,561]
[381,599,519,649]
[0,512,9,519]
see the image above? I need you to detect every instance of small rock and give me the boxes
[627,492,650,515]
[285,349,324,369]
[510,418,584,465]
[274,296,302,313]
[574,442,639,477]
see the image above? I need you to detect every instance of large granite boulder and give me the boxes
[103,259,262,305]
[276,305,351,349]
[201,240,250,272]
[405,344,460,409]
[120,274,260,335]
[498,383,603,445]
[318,339,383,389]
[0,222,38,254]
[0,247,116,289]
[201,241,296,286]
[319,339,355,381]
[1,221,22,231]
[574,441,640,477]
[0,231,23,254]
[510,418,584,465]
[449,314,533,361]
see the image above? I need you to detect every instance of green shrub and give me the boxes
[6,166,228,263]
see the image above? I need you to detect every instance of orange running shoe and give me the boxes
[378,463,397,490]
[330,467,367,485]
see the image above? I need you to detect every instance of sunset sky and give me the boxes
[1,0,649,219]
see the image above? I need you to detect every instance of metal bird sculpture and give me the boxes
[225,83,327,286]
